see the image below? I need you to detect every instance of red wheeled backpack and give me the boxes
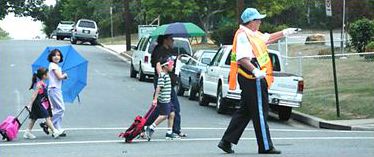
[118,105,156,143]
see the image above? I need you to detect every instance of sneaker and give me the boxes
[165,133,181,140]
[52,130,63,139]
[39,122,49,135]
[145,126,154,141]
[23,131,36,139]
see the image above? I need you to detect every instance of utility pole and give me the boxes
[124,0,131,51]
[110,6,113,39]
[236,0,244,24]
[340,0,346,57]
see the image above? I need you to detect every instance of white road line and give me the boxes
[2,137,374,147]
[96,46,131,64]
[18,127,373,133]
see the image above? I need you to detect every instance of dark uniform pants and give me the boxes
[221,75,274,152]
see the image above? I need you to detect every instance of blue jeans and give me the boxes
[145,75,182,134]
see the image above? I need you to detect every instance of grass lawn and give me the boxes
[294,51,374,120]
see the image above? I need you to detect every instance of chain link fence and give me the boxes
[268,37,374,120]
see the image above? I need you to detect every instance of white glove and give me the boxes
[282,28,301,36]
[252,68,266,79]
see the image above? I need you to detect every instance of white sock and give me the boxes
[167,128,172,134]
[150,123,156,130]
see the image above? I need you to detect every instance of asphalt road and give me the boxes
[1,40,373,157]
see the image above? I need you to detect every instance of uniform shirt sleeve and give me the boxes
[236,32,255,61]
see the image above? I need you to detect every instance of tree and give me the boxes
[0,27,10,40]
[348,19,374,53]
[0,0,46,20]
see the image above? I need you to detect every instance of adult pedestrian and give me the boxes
[217,8,299,154]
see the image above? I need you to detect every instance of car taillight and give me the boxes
[144,56,149,63]
[297,80,304,93]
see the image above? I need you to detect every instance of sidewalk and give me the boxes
[292,111,374,131]
[100,43,374,131]
[100,44,132,59]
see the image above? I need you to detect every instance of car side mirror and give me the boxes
[131,45,138,50]
[201,58,212,65]
[179,56,189,63]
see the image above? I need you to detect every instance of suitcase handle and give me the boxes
[13,106,31,128]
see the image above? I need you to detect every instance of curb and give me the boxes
[99,43,133,60]
[291,111,374,131]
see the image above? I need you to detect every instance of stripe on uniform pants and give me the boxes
[256,78,269,150]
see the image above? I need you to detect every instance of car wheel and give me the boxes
[198,81,209,106]
[138,66,146,82]
[70,38,77,44]
[90,40,98,45]
[177,78,185,96]
[278,106,292,121]
[216,85,227,114]
[130,63,137,78]
[188,84,197,100]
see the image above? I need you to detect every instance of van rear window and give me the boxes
[78,21,96,28]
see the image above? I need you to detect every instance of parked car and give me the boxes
[130,36,192,81]
[70,19,99,45]
[177,49,217,100]
[198,45,304,121]
[56,21,75,40]
[50,30,57,39]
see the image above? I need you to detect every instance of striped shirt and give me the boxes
[157,72,172,103]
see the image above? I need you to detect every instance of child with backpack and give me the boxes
[145,57,180,141]
[23,67,63,139]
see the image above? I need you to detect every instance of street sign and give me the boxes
[325,0,332,16]
[138,25,158,40]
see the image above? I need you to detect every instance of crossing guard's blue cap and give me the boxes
[241,8,266,23]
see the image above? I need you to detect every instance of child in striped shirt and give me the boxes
[145,57,179,141]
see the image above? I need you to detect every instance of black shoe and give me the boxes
[259,148,281,154]
[217,140,234,154]
[39,122,49,135]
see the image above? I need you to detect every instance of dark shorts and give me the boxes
[158,102,175,116]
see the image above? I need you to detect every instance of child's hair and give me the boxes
[48,49,64,63]
[29,67,48,90]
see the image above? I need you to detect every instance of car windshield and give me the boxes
[148,38,191,55]
[60,21,74,25]
[201,51,216,60]
[78,21,96,28]
[173,40,191,55]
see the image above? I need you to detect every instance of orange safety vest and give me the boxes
[228,27,274,90]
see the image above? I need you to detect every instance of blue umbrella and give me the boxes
[32,45,88,103]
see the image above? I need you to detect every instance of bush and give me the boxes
[348,19,374,53]
[364,41,374,60]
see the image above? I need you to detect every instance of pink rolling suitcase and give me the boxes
[0,106,30,141]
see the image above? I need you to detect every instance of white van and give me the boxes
[70,19,99,45]
[130,36,192,81]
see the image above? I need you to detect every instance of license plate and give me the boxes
[83,30,90,34]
